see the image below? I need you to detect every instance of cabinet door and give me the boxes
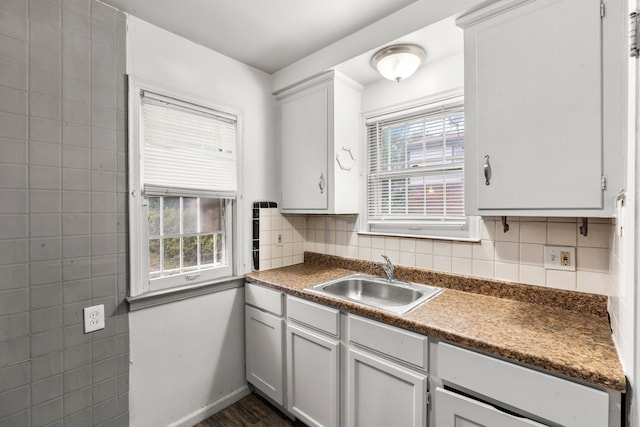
[434,388,547,427]
[467,0,603,211]
[287,323,339,427]
[280,84,329,210]
[348,348,427,427]
[245,305,284,405]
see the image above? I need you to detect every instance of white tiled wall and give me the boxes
[608,195,633,377]
[303,216,614,296]
[257,208,305,270]
[609,221,628,364]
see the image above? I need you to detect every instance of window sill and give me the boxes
[357,231,481,243]
[127,275,245,311]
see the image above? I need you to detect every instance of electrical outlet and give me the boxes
[544,246,576,271]
[275,233,283,246]
[83,304,105,333]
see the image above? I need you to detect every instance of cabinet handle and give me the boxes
[318,173,325,194]
[484,155,492,186]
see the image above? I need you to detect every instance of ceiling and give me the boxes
[101,0,463,84]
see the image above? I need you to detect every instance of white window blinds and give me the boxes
[366,103,465,226]
[140,90,237,198]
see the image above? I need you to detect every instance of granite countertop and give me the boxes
[245,253,626,393]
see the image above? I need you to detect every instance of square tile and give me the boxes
[576,271,610,295]
[546,270,576,291]
[547,221,577,246]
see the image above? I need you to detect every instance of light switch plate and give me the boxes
[544,246,576,271]
[83,304,105,333]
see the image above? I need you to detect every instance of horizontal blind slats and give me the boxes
[141,93,237,195]
[367,105,465,223]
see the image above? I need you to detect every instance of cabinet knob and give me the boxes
[318,173,325,194]
[484,155,492,186]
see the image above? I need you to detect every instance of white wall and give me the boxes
[126,17,276,426]
[129,289,246,427]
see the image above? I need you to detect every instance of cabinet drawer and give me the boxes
[434,387,546,427]
[437,342,609,427]
[349,315,427,370]
[245,283,283,316]
[287,296,340,337]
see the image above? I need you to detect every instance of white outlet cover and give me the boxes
[83,304,105,333]
[543,246,576,271]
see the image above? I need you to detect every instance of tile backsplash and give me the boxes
[252,202,305,270]
[301,216,613,296]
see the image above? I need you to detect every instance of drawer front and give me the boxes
[437,342,609,427]
[245,283,283,316]
[349,315,427,370]
[434,387,546,427]
[287,296,340,337]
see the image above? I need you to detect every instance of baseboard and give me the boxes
[168,385,251,427]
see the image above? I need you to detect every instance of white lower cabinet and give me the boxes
[286,322,340,427]
[348,348,427,427]
[245,305,284,405]
[244,283,285,405]
[286,296,341,427]
[245,287,620,427]
[434,387,546,427]
[433,341,619,427]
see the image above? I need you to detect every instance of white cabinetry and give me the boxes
[434,388,546,427]
[348,348,427,427]
[275,70,362,214]
[344,315,428,427]
[244,283,285,405]
[348,315,428,427]
[458,0,626,216]
[433,341,619,427]
[245,287,621,427]
[286,296,340,427]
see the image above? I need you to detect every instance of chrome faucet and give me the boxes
[374,254,395,282]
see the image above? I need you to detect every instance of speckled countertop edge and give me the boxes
[245,253,625,393]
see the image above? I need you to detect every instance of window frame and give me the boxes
[128,76,242,297]
[142,194,233,292]
[361,90,480,241]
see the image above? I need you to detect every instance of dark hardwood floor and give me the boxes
[194,393,307,427]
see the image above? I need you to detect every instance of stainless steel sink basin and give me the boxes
[310,274,443,315]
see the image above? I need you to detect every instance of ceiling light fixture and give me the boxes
[371,44,426,83]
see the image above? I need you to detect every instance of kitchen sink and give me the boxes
[310,274,443,315]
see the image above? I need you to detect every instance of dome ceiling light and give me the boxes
[371,44,426,82]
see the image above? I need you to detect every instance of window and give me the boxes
[147,196,227,279]
[128,79,239,296]
[364,95,478,239]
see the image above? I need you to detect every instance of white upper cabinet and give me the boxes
[458,0,627,216]
[275,70,362,214]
